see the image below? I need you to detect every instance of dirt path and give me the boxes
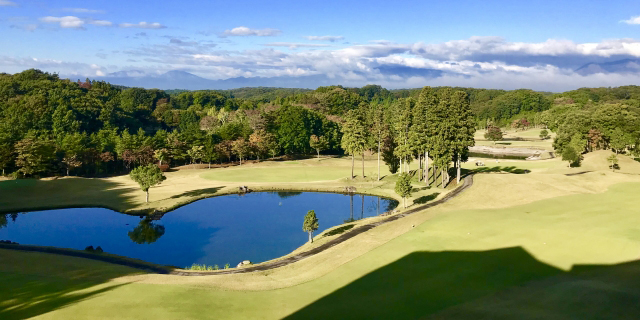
[0,175,474,276]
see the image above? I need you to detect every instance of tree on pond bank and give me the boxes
[130,164,166,203]
[303,210,319,243]
[395,173,413,209]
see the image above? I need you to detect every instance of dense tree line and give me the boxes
[4,69,640,180]
[539,99,640,165]
[0,70,342,178]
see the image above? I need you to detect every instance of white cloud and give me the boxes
[40,16,86,29]
[62,8,106,14]
[304,35,344,42]
[222,26,281,37]
[119,22,166,29]
[88,19,112,27]
[621,16,640,25]
[9,36,640,91]
[264,42,330,49]
[39,16,114,29]
[0,0,17,7]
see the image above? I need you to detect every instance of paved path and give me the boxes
[0,174,474,276]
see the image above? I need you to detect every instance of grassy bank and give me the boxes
[0,156,445,215]
[2,162,640,319]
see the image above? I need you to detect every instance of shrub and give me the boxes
[324,224,355,237]
[84,245,94,252]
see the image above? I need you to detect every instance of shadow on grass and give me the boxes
[285,247,640,319]
[473,166,531,174]
[413,193,440,204]
[0,250,143,320]
[0,178,139,213]
[168,186,224,199]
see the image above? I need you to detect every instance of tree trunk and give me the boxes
[361,152,365,178]
[66,168,69,176]
[418,154,422,181]
[351,154,355,179]
[2,168,4,176]
[457,158,461,184]
[425,151,429,186]
[399,158,402,174]
[377,140,381,181]
[308,231,313,243]
[317,150,320,159]
[146,190,149,203]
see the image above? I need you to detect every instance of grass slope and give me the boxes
[2,161,640,319]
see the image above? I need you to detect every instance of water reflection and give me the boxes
[128,219,166,244]
[0,192,397,267]
[0,213,22,230]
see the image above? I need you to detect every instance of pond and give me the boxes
[0,192,397,268]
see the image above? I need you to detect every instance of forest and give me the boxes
[1,68,639,179]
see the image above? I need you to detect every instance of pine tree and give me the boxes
[418,87,439,186]
[392,99,413,174]
[368,102,388,181]
[426,88,455,188]
[341,109,367,179]
[408,97,429,181]
[450,91,475,184]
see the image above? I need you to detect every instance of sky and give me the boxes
[2,0,640,90]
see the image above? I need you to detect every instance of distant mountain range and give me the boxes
[66,65,446,90]
[575,59,640,76]
[63,59,640,91]
[73,70,335,90]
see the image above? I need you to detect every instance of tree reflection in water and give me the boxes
[128,219,166,244]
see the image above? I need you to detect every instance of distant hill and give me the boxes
[65,65,448,90]
[77,70,335,90]
[575,59,640,76]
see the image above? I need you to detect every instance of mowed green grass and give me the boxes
[3,180,640,319]
[200,157,403,183]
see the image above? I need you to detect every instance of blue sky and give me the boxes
[2,0,640,90]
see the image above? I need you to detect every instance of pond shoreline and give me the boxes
[0,174,474,276]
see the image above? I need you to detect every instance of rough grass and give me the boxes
[0,156,436,214]
[3,171,640,319]
[475,128,555,150]
[3,146,640,319]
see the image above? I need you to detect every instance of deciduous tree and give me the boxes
[130,164,166,203]
[302,210,319,243]
[395,173,412,209]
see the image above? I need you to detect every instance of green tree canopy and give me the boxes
[302,210,319,243]
[129,164,166,203]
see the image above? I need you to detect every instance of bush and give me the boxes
[324,224,355,237]
[95,246,104,253]
[84,245,94,252]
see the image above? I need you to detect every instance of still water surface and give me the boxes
[0,192,397,267]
